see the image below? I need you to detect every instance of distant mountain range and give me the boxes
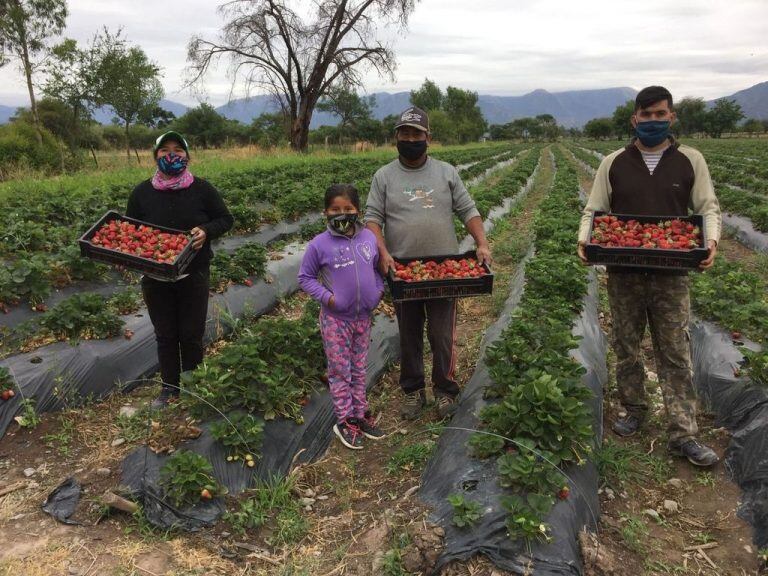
[213,87,640,128]
[708,81,768,120]
[2,82,766,129]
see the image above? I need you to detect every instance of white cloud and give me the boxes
[0,0,765,107]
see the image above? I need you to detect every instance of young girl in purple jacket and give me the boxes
[298,184,386,449]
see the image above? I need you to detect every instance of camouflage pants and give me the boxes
[607,272,698,443]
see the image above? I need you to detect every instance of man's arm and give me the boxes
[577,155,614,262]
[449,167,489,263]
[681,147,721,270]
[464,216,491,265]
[366,221,395,275]
[364,173,395,275]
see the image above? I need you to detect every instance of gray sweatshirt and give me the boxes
[365,157,480,258]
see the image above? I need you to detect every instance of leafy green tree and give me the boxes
[583,117,614,140]
[704,98,744,138]
[742,118,766,135]
[42,30,126,150]
[0,0,68,143]
[675,97,707,136]
[443,86,486,143]
[410,78,443,111]
[250,112,289,148]
[139,105,175,129]
[381,113,399,136]
[94,31,163,158]
[317,85,376,140]
[173,103,227,148]
[612,100,634,139]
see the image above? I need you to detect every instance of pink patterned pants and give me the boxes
[319,311,372,422]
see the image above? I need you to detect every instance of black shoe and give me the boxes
[670,439,720,467]
[352,412,386,440]
[150,387,178,410]
[612,414,643,437]
[400,390,426,420]
[435,393,458,419]
[333,420,364,450]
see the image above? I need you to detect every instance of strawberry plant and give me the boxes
[0,366,15,401]
[39,293,124,341]
[158,450,224,507]
[209,242,267,291]
[469,148,594,543]
[691,259,768,344]
[500,493,554,544]
[181,304,323,423]
[447,493,484,528]
[744,350,768,387]
[210,411,265,464]
[467,433,505,458]
[0,254,52,307]
[107,288,142,315]
[496,440,562,494]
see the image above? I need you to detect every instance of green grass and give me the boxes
[619,513,649,554]
[385,441,436,475]
[223,474,308,545]
[594,439,672,485]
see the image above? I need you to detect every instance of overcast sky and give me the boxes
[0,0,766,107]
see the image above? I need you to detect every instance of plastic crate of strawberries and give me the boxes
[79,210,197,280]
[387,250,493,302]
[585,211,708,270]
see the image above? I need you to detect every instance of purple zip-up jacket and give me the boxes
[298,225,385,321]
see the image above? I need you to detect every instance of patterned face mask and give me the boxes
[327,213,358,234]
[156,153,189,176]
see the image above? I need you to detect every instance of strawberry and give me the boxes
[200,488,212,500]
[557,486,570,500]
[731,331,742,341]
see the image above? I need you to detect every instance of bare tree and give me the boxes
[187,0,418,151]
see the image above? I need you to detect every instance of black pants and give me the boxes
[394,298,459,396]
[141,270,210,392]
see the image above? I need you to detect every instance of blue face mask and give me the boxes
[157,153,188,176]
[634,120,670,147]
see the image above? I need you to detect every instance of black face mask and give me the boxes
[397,139,428,161]
[327,213,358,234]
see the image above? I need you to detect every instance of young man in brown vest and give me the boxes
[577,86,721,467]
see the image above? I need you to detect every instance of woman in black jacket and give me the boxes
[127,131,234,408]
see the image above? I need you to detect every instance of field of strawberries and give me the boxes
[0,139,767,575]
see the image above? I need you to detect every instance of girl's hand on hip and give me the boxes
[190,227,207,250]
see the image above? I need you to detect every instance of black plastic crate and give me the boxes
[387,250,493,302]
[79,210,197,280]
[585,211,708,271]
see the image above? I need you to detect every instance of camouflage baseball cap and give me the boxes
[394,106,429,133]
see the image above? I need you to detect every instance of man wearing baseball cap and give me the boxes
[365,106,491,420]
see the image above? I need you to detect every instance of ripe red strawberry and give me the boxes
[557,486,570,500]
[731,331,742,341]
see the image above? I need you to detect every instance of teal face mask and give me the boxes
[635,120,670,147]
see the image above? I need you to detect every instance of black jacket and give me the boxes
[126,177,234,274]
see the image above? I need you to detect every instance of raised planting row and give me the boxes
[464,148,593,543]
[0,241,268,358]
[566,144,602,171]
[0,144,517,313]
[117,302,401,529]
